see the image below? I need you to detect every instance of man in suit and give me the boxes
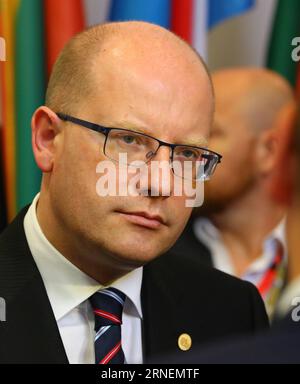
[170,68,297,318]
[0,22,268,364]
[157,106,300,364]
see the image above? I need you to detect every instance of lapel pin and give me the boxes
[178,333,192,351]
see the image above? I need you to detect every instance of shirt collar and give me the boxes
[266,218,287,255]
[24,193,143,321]
[193,217,287,276]
[248,218,287,274]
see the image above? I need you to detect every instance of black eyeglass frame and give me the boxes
[56,112,222,177]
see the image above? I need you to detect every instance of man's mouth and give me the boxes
[116,210,165,229]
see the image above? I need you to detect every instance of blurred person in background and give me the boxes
[159,105,300,364]
[170,68,297,319]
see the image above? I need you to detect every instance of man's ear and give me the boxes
[267,103,297,206]
[255,128,279,177]
[31,106,62,173]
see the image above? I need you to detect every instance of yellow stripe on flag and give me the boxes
[0,0,20,220]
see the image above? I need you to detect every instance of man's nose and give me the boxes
[142,146,174,197]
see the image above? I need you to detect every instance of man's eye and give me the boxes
[181,150,198,159]
[121,135,137,144]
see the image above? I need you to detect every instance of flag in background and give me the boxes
[208,0,255,28]
[15,0,45,211]
[267,0,300,91]
[0,0,85,221]
[110,0,171,28]
[44,0,84,76]
[110,0,255,58]
[3,0,299,224]
[0,0,45,220]
[170,0,207,56]
[0,0,18,221]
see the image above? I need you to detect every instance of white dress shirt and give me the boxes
[193,217,287,287]
[23,194,143,364]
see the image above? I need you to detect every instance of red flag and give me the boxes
[44,0,85,76]
[171,0,193,44]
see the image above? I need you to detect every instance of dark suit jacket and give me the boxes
[157,314,300,364]
[0,207,268,364]
[168,216,213,268]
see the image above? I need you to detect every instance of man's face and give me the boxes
[202,75,257,213]
[49,50,212,268]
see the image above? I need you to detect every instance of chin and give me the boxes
[107,240,163,267]
[122,247,160,264]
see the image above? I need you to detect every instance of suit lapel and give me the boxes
[141,254,191,361]
[4,276,69,363]
[0,207,68,364]
[169,217,213,268]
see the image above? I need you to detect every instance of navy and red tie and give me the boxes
[89,287,126,364]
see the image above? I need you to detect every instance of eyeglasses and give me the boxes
[56,112,222,181]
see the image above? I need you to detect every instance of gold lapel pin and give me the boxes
[178,333,192,351]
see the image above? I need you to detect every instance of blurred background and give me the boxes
[0,0,299,231]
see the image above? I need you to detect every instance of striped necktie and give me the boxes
[257,239,286,319]
[89,287,126,364]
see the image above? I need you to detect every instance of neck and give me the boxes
[208,185,285,277]
[36,190,137,285]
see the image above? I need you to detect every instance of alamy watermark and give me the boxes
[0,37,6,62]
[0,297,6,322]
[292,37,300,62]
[291,297,300,322]
[96,153,205,208]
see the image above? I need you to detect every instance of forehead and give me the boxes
[84,53,212,146]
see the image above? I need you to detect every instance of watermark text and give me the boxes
[292,37,300,62]
[0,297,6,322]
[291,297,300,322]
[96,154,205,208]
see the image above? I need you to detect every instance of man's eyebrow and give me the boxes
[183,137,208,147]
[108,120,151,134]
[110,120,208,148]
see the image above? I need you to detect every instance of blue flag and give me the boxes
[109,0,171,29]
[209,0,255,28]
